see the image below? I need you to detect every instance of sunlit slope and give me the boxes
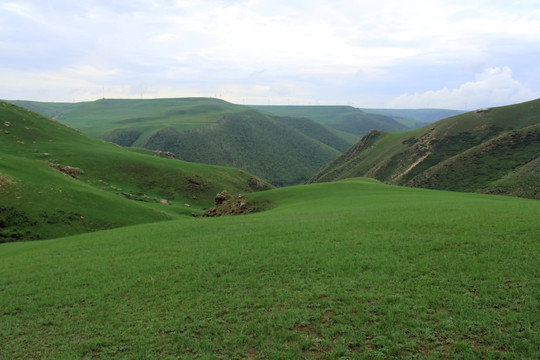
[310,98,540,198]
[12,97,246,142]
[0,101,270,242]
[1,178,538,358]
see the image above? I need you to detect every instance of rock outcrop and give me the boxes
[200,190,254,217]
[46,162,83,179]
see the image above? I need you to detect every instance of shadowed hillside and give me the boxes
[251,105,410,136]
[309,99,540,199]
[140,110,342,186]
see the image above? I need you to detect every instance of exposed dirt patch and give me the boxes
[185,177,208,199]
[391,128,436,182]
[0,173,17,190]
[249,176,270,190]
[46,162,83,179]
[199,190,256,217]
[154,150,175,159]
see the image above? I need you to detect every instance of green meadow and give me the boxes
[2,179,538,359]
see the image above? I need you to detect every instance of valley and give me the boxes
[1,98,538,359]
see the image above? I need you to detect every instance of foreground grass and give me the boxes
[1,179,539,359]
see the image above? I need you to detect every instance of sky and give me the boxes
[1,0,539,109]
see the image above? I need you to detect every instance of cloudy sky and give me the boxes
[1,0,539,109]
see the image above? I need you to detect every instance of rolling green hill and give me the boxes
[309,99,540,199]
[251,105,410,136]
[1,178,538,358]
[0,101,271,242]
[12,98,348,186]
[11,98,246,143]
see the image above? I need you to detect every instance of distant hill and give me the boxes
[12,98,348,186]
[360,108,466,128]
[11,98,246,144]
[309,99,540,199]
[251,105,410,136]
[0,101,271,242]
[140,110,342,186]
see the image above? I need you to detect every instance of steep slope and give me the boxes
[483,156,539,198]
[273,116,352,152]
[407,124,539,195]
[309,99,540,198]
[0,101,271,242]
[251,105,410,136]
[141,110,341,186]
[13,98,346,186]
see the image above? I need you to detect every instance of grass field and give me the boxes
[1,178,538,359]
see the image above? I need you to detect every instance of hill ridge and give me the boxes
[309,98,540,199]
[11,98,350,186]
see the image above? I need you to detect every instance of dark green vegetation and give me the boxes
[140,110,344,186]
[310,99,540,199]
[251,105,411,136]
[1,178,539,359]
[0,101,270,242]
[13,98,350,186]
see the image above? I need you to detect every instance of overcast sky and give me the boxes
[1,0,539,109]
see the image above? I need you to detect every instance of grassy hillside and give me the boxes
[310,99,540,199]
[0,101,271,242]
[483,156,540,199]
[407,124,540,193]
[12,98,347,186]
[140,110,342,186]
[251,105,409,136]
[12,98,245,143]
[273,116,352,152]
[1,178,538,359]
[361,108,466,128]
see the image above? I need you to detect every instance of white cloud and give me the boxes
[1,1,540,105]
[388,67,539,109]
